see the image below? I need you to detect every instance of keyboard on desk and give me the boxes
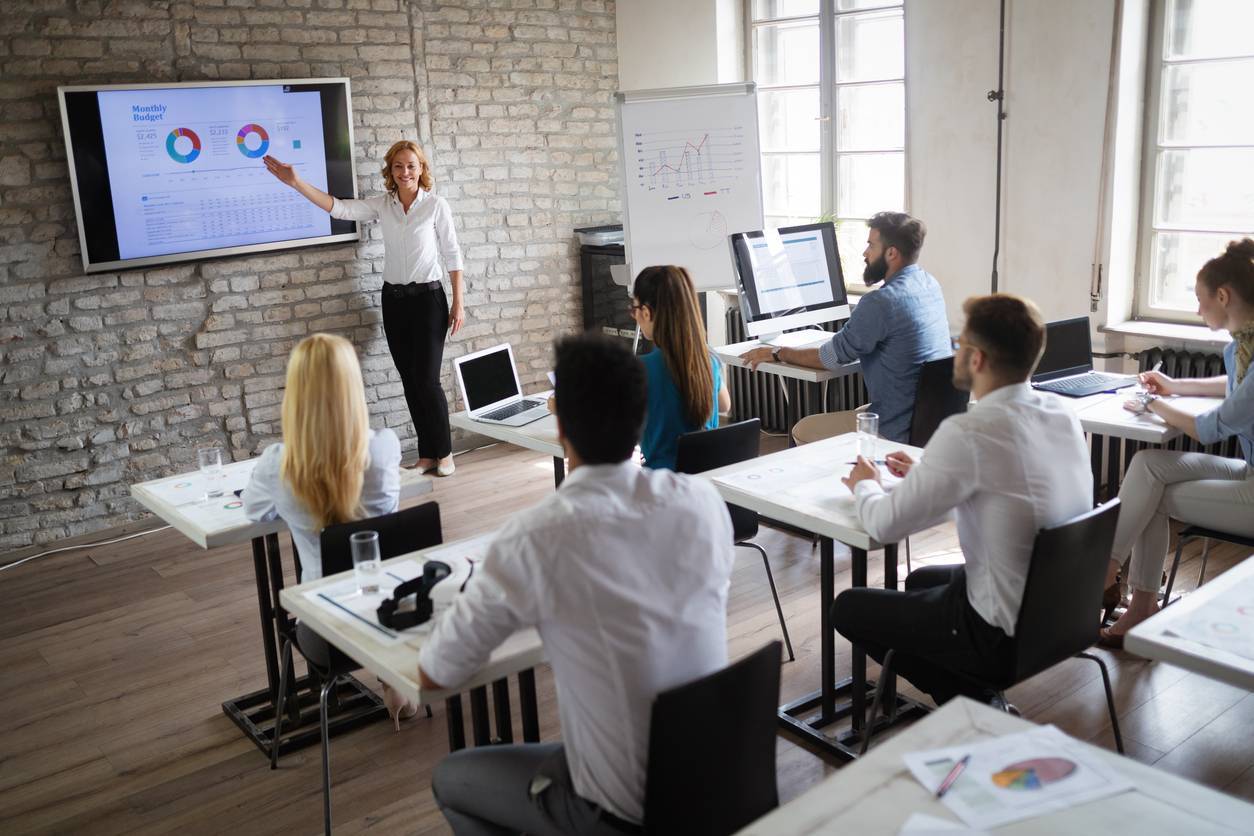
[481,399,544,421]
[1034,372,1135,398]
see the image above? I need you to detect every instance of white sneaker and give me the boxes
[436,457,456,477]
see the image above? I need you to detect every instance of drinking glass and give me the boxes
[197,447,225,501]
[856,412,879,461]
[351,531,382,595]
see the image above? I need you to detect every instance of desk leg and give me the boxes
[519,668,540,743]
[264,533,301,725]
[1090,433,1104,505]
[492,678,514,744]
[252,535,282,704]
[446,696,466,751]
[849,546,867,733]
[553,456,565,488]
[821,537,836,720]
[880,544,898,717]
[469,686,491,746]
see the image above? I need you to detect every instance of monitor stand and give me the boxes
[760,329,831,349]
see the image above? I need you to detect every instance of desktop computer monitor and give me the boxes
[729,222,850,347]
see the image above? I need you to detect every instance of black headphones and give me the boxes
[377,560,451,630]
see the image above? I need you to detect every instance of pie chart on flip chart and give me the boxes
[991,758,1077,790]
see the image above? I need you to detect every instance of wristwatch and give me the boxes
[770,346,782,362]
[1130,392,1158,414]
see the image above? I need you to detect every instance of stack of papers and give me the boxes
[903,725,1133,830]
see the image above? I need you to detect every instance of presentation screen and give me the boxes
[730,221,849,338]
[58,78,359,273]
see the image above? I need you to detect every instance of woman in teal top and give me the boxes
[631,265,731,470]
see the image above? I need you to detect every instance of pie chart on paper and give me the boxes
[991,758,1076,790]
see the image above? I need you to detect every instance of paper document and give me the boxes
[144,459,256,507]
[1164,581,1254,661]
[302,558,427,645]
[903,725,1133,830]
[898,812,986,835]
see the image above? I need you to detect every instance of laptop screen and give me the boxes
[1034,317,1094,381]
[460,347,519,411]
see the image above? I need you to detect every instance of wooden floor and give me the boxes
[2,439,1252,834]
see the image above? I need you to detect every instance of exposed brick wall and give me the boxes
[0,0,620,550]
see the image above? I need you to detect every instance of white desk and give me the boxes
[129,459,432,758]
[739,697,1253,834]
[1126,556,1254,692]
[281,538,546,749]
[703,432,927,760]
[449,410,566,486]
[1071,392,1221,445]
[713,332,860,385]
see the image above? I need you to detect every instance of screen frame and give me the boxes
[1032,316,1096,382]
[57,77,361,274]
[730,221,851,338]
[454,343,523,416]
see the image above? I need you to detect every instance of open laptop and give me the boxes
[453,343,550,426]
[1031,316,1135,398]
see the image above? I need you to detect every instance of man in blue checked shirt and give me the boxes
[742,211,952,443]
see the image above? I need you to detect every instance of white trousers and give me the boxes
[1112,449,1254,593]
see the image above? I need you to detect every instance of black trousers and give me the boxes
[831,565,1014,705]
[381,282,451,460]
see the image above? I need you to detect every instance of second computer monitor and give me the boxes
[730,222,850,343]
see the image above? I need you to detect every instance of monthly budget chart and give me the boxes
[97,85,332,259]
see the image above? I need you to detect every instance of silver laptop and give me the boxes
[453,343,550,427]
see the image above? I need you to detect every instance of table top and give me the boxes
[1126,556,1254,692]
[449,409,564,459]
[1068,391,1222,445]
[714,331,860,384]
[701,432,922,551]
[279,536,545,705]
[130,458,433,550]
[738,697,1254,835]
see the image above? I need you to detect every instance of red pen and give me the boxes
[935,754,971,798]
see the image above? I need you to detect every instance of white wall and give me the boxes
[616,0,722,91]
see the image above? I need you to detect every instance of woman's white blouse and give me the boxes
[330,190,464,285]
[241,429,402,582]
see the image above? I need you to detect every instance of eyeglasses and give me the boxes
[628,301,648,316]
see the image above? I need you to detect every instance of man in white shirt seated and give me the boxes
[419,333,736,834]
[837,294,1092,705]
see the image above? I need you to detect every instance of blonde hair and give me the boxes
[381,139,433,193]
[279,334,371,530]
[632,265,715,427]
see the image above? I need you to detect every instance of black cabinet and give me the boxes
[579,243,651,355]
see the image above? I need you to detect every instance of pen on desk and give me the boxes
[845,459,887,465]
[934,754,970,799]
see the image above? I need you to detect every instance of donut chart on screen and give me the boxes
[165,127,201,163]
[236,123,270,158]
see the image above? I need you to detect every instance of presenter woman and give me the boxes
[1099,238,1254,647]
[264,140,464,476]
[630,265,731,470]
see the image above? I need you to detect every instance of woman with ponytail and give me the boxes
[630,266,731,470]
[1099,238,1254,647]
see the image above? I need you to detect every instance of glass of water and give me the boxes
[351,531,382,595]
[856,412,880,461]
[197,447,225,501]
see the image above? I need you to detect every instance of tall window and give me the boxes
[749,0,906,287]
[1137,0,1254,322]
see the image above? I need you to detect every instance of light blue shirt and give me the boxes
[242,428,402,581]
[640,349,723,471]
[1195,340,1254,466]
[818,263,951,442]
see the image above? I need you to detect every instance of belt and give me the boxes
[382,282,442,298]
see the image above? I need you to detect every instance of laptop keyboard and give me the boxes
[1036,372,1131,395]
[481,399,543,421]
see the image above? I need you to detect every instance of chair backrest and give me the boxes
[908,356,969,447]
[674,419,761,543]
[642,642,781,834]
[319,501,443,578]
[1011,500,1121,682]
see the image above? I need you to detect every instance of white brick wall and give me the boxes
[0,0,620,549]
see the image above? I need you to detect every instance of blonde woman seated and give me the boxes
[242,333,413,724]
[1100,239,1254,648]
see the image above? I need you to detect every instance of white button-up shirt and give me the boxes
[852,383,1092,635]
[419,461,735,824]
[330,190,464,285]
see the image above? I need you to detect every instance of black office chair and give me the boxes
[1163,525,1254,605]
[272,501,444,835]
[902,356,969,573]
[642,642,782,834]
[676,419,794,662]
[860,501,1125,756]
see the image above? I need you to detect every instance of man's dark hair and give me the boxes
[553,334,646,464]
[962,294,1046,379]
[868,211,927,263]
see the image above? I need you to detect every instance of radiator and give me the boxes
[724,306,867,433]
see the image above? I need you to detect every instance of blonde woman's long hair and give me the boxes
[279,334,372,530]
[632,265,715,427]
[381,139,433,193]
